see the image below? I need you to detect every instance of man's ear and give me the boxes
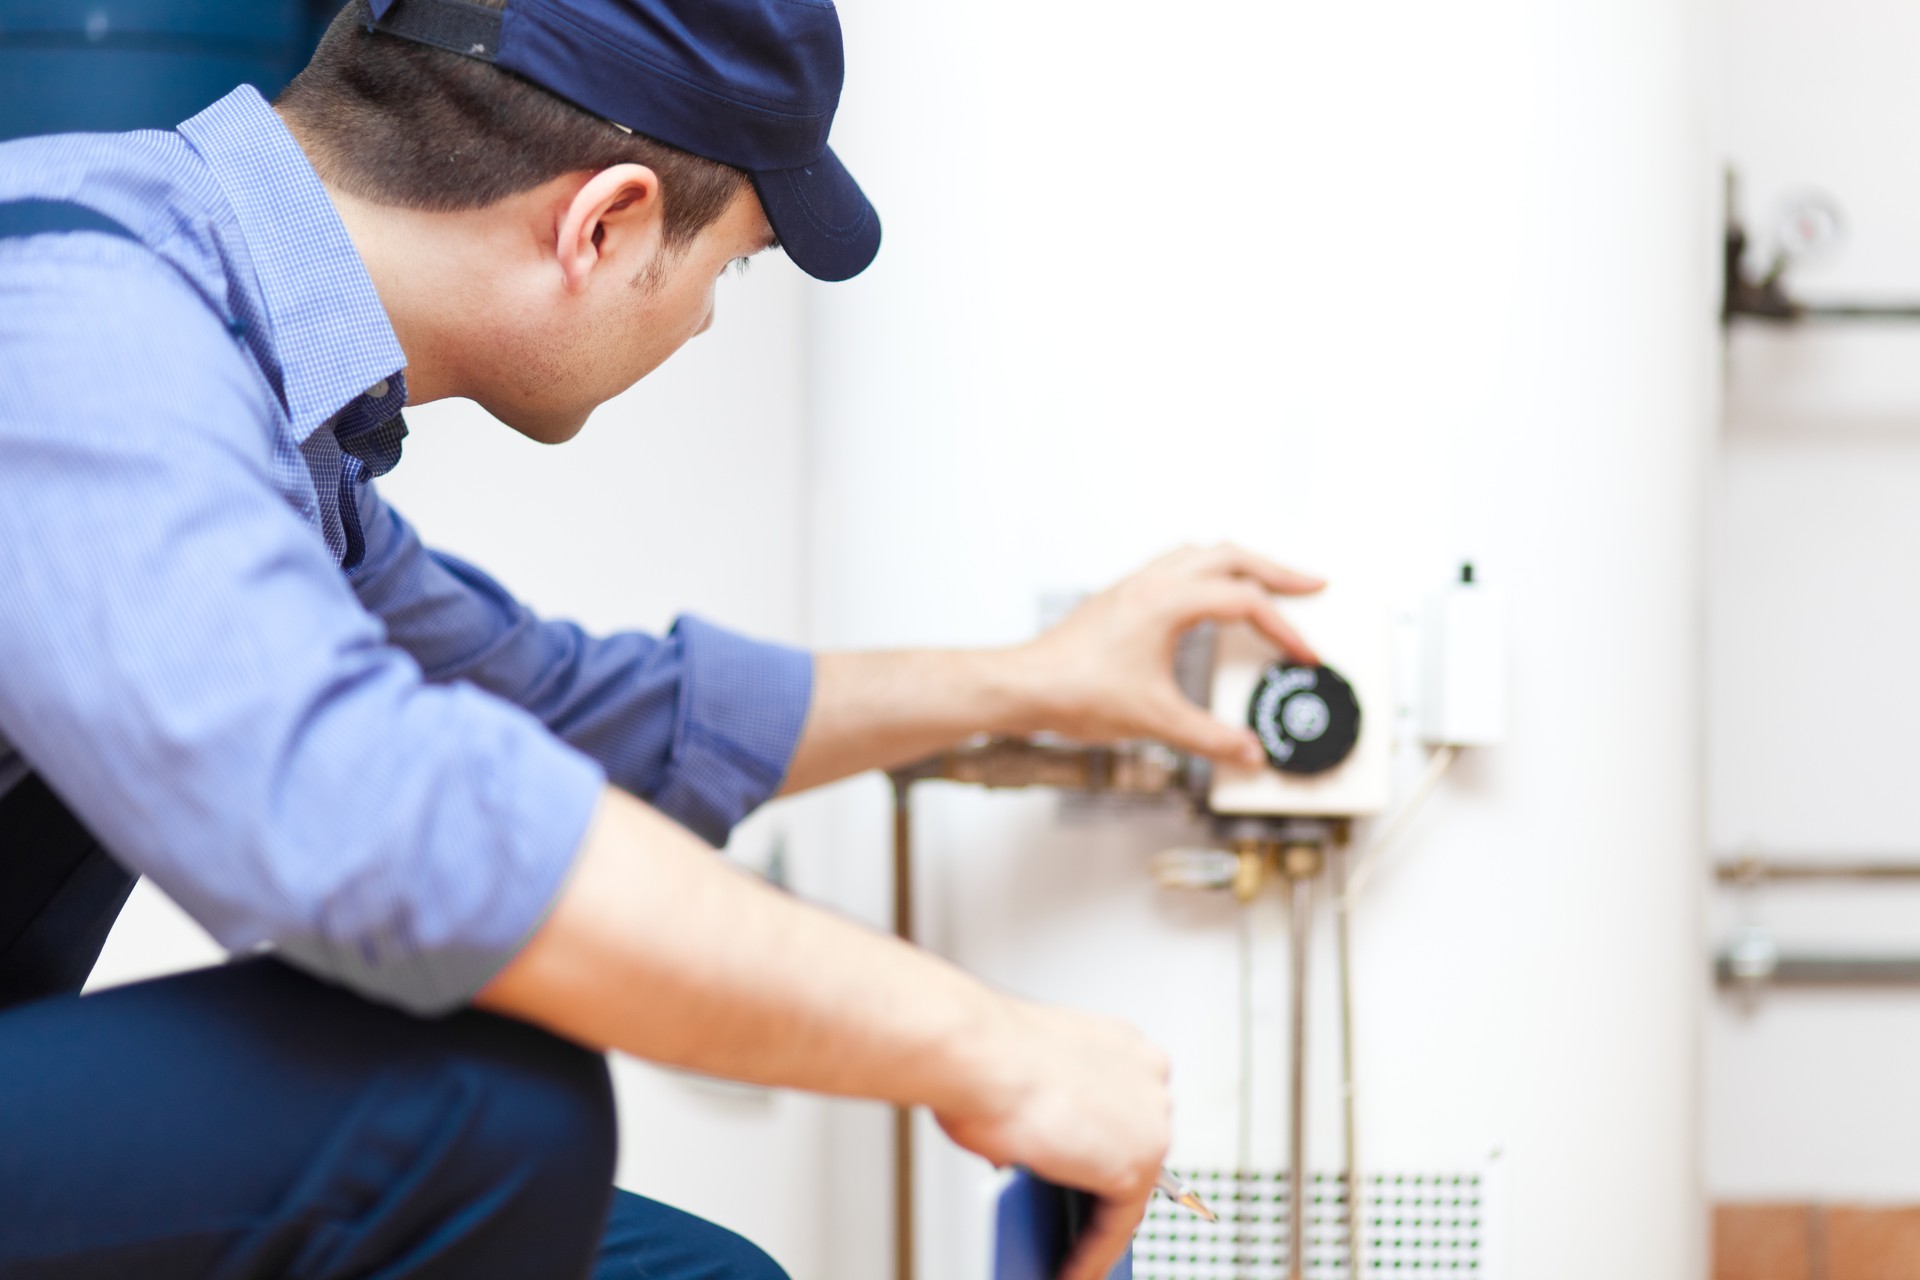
[555,163,664,292]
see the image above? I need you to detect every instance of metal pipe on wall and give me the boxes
[889,743,1362,1279]
[1715,954,1920,988]
[1334,843,1364,1280]
[1714,858,1920,883]
[891,736,1196,797]
[886,738,1201,1280]
[1280,841,1325,1280]
[1712,861,1920,1002]
[1286,873,1311,1280]
[891,779,917,1280]
[1235,897,1257,1275]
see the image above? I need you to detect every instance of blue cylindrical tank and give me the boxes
[0,1,344,141]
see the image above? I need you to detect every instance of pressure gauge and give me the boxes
[1248,663,1362,775]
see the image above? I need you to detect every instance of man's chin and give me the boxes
[495,404,592,445]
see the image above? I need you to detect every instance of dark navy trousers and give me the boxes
[0,774,788,1280]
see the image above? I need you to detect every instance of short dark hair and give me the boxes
[276,0,748,250]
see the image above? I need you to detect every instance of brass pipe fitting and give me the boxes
[1229,838,1274,903]
[1279,840,1326,882]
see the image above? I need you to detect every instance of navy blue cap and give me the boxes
[363,0,880,281]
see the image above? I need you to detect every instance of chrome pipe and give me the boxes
[1716,953,1920,988]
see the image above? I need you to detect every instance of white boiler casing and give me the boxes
[800,1,1717,1277]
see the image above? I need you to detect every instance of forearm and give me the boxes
[779,546,1325,794]
[481,786,1173,1280]
[780,648,1054,793]
[353,495,810,846]
[476,784,1017,1111]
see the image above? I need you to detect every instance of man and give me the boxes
[0,1,1321,1276]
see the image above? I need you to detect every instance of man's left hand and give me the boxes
[1011,543,1324,767]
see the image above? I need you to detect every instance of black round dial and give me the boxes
[1247,663,1362,775]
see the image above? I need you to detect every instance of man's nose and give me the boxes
[696,300,716,336]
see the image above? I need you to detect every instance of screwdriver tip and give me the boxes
[1177,1191,1219,1224]
[1155,1171,1219,1223]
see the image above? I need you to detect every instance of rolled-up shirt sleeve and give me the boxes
[348,484,814,847]
[0,240,604,1014]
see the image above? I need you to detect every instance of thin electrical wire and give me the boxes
[1343,745,1459,903]
[1335,744,1460,1276]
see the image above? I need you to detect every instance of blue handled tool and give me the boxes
[994,1166,1215,1279]
[994,1171,1130,1280]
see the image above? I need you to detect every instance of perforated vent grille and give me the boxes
[1135,1169,1489,1279]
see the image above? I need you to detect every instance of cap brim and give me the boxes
[750,148,881,283]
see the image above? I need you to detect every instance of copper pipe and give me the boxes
[1334,843,1363,1280]
[1286,872,1311,1280]
[881,737,1197,1280]
[891,780,916,1280]
[1280,842,1324,1280]
[1715,857,1920,884]
[891,736,1196,797]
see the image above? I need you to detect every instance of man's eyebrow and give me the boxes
[759,229,781,253]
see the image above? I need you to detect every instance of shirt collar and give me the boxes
[177,87,407,443]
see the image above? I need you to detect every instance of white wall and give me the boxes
[807,2,1719,1278]
[87,256,834,1276]
[1708,0,1920,1203]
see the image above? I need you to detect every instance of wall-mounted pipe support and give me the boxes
[1722,171,1920,325]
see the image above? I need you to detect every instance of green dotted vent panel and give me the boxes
[1135,1169,1490,1279]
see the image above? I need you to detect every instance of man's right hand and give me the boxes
[480,788,1174,1280]
[938,1001,1173,1280]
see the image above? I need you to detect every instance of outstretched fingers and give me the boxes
[1188,542,1326,596]
[1176,580,1319,665]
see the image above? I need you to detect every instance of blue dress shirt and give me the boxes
[0,87,814,1014]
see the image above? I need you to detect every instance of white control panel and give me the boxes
[1207,592,1394,818]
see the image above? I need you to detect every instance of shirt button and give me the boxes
[366,380,390,400]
